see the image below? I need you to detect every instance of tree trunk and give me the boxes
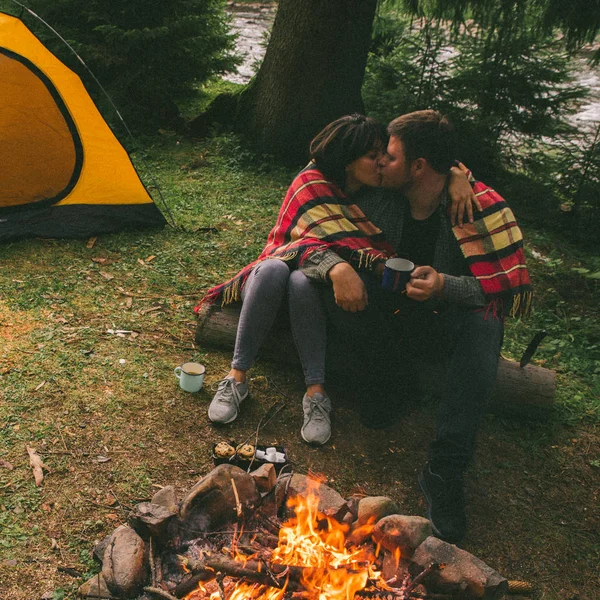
[195,304,556,417]
[235,0,378,164]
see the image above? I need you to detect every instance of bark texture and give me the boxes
[235,0,378,163]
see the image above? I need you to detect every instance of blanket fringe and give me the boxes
[356,249,387,270]
[510,290,533,318]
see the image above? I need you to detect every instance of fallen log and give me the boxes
[195,304,555,417]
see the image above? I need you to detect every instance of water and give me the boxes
[223,3,599,133]
[571,51,600,134]
[223,2,275,85]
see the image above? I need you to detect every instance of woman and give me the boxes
[195,114,474,445]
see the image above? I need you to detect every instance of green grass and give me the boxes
[0,130,598,599]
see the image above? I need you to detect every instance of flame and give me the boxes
[186,478,388,600]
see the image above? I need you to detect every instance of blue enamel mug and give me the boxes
[382,258,415,292]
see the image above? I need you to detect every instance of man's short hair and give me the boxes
[387,110,456,174]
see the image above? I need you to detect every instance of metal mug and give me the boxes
[382,258,415,292]
[174,362,206,393]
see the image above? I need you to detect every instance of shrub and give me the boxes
[15,0,240,130]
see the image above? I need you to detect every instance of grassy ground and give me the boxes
[0,132,598,600]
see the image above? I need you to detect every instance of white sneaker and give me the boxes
[301,393,332,445]
[208,377,249,424]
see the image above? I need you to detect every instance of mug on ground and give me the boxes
[382,257,415,292]
[174,362,206,393]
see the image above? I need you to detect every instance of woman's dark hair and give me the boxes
[309,114,387,187]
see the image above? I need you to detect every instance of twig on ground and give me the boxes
[57,566,82,577]
[55,422,70,455]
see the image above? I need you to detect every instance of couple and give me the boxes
[195,110,531,543]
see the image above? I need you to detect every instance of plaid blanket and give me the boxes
[452,180,532,317]
[194,164,395,311]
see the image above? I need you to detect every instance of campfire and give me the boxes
[79,461,521,600]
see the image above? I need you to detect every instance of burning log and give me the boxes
[195,304,555,416]
[173,570,218,598]
[204,556,301,591]
[203,557,380,594]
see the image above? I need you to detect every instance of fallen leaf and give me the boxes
[145,255,156,262]
[2,559,17,567]
[96,456,111,463]
[137,258,146,266]
[105,513,119,521]
[50,538,59,551]
[0,460,14,470]
[26,446,50,486]
[35,381,46,391]
[86,236,98,249]
[91,257,107,264]
[99,271,114,281]
[125,297,133,309]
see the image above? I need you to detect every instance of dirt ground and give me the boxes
[1,339,598,599]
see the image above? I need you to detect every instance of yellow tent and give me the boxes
[0,12,165,241]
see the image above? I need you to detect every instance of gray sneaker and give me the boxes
[301,393,332,445]
[208,376,249,424]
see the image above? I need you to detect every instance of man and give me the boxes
[301,110,531,543]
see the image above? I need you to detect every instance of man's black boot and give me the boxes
[418,462,467,544]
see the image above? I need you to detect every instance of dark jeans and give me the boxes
[321,275,504,472]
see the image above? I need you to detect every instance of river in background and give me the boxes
[223,2,600,136]
[223,2,275,85]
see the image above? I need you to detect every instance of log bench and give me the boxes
[195,304,556,417]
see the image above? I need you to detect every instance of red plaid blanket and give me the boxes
[195,165,395,311]
[453,180,532,317]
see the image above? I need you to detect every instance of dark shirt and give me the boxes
[397,204,440,268]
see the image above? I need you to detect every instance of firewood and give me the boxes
[144,587,179,600]
[173,571,217,598]
[204,556,294,590]
[405,562,444,594]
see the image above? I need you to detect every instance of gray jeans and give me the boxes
[232,261,327,385]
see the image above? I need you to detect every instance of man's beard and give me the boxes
[383,173,413,193]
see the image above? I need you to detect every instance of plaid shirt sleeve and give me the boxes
[300,249,347,282]
[440,274,487,306]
